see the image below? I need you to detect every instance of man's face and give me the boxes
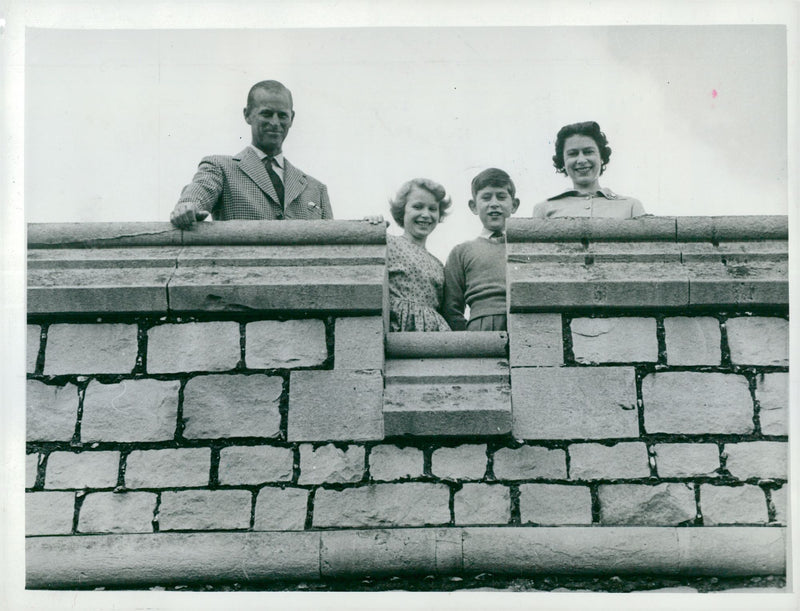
[469,186,519,233]
[244,88,294,155]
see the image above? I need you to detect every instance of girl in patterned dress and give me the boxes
[386,178,453,332]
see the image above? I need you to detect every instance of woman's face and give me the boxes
[563,134,602,189]
[403,186,440,241]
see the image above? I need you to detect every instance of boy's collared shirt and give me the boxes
[479,227,505,242]
[533,187,645,219]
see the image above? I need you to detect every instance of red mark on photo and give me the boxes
[712,89,718,98]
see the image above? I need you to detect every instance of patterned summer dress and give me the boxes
[387,234,451,332]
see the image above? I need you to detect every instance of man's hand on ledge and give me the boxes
[170,202,210,229]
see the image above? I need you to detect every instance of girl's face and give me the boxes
[563,134,602,189]
[403,186,440,242]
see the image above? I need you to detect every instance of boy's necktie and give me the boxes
[264,157,285,206]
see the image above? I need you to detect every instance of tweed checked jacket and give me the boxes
[177,147,333,220]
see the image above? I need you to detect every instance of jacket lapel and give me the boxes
[282,158,307,206]
[235,147,280,204]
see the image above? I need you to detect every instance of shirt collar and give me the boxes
[479,227,505,239]
[547,186,618,201]
[249,145,284,169]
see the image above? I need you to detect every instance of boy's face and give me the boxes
[469,186,520,233]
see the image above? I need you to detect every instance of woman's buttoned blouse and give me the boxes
[533,188,645,219]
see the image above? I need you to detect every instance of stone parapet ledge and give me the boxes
[386,331,507,358]
[507,215,788,311]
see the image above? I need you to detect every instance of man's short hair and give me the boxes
[246,80,294,112]
[471,168,516,199]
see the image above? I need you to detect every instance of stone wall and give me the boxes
[26,217,788,588]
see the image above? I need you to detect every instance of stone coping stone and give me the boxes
[676,215,788,241]
[28,222,182,248]
[507,217,678,242]
[386,331,507,358]
[26,526,785,588]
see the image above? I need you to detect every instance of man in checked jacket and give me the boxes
[170,80,333,228]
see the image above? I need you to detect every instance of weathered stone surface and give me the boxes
[288,370,383,441]
[44,451,120,489]
[756,372,788,436]
[26,380,78,441]
[245,319,327,369]
[298,444,365,485]
[701,484,768,524]
[383,381,512,437]
[253,487,308,530]
[431,445,487,481]
[368,445,424,481]
[26,491,75,535]
[26,531,322,587]
[771,485,787,524]
[508,313,564,366]
[158,490,252,531]
[386,331,506,358]
[78,492,157,533]
[43,323,138,375]
[182,374,282,439]
[312,483,450,528]
[508,216,678,242]
[385,357,509,383]
[663,317,721,366]
[147,322,240,373]
[569,442,649,480]
[218,446,293,485]
[81,379,180,442]
[26,454,39,488]
[335,316,384,370]
[571,317,658,363]
[492,445,567,480]
[511,367,638,440]
[723,441,787,480]
[27,325,41,373]
[125,448,211,488]
[676,215,788,241]
[685,260,788,308]
[320,529,439,578]
[519,484,593,525]
[176,219,387,246]
[641,372,753,434]
[454,484,510,525]
[653,443,720,478]
[27,221,182,247]
[726,317,789,366]
[598,483,696,525]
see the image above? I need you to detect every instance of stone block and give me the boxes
[312,483,450,528]
[43,323,138,375]
[298,444,365,485]
[218,445,293,485]
[771,485,787,524]
[27,325,41,373]
[684,260,788,308]
[454,483,510,525]
[26,491,75,535]
[598,483,696,525]
[511,367,638,440]
[571,317,657,363]
[653,443,720,478]
[44,451,120,489]
[431,445,487,481]
[182,374,282,439]
[26,454,39,488]
[81,379,180,442]
[492,446,567,480]
[368,445,424,481]
[756,372,788,436]
[335,316,384,370]
[519,484,593,525]
[723,441,787,480]
[125,448,211,488]
[508,313,564,367]
[663,317,721,365]
[701,484,768,524]
[320,529,439,578]
[245,319,327,369]
[147,322,240,373]
[386,331,506,358]
[78,491,157,533]
[569,442,650,480]
[383,381,512,437]
[288,370,383,441]
[158,490,252,531]
[385,357,509,383]
[253,487,308,530]
[642,372,753,434]
[726,317,789,366]
[26,380,78,442]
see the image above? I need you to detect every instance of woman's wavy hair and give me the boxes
[552,121,612,176]
[389,178,452,227]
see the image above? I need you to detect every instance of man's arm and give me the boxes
[170,158,223,228]
[443,247,468,331]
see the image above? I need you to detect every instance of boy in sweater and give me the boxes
[443,168,520,331]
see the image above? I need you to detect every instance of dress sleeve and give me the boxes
[442,246,468,331]
[532,201,549,218]
[629,198,646,217]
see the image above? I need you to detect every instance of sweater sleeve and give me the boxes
[442,245,468,331]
